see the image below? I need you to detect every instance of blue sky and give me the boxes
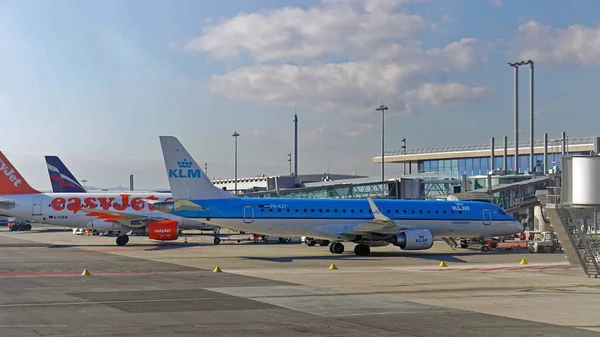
[1,0,600,190]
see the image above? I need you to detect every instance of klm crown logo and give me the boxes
[177,159,193,168]
[416,234,428,243]
[169,158,201,179]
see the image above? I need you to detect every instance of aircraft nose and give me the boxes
[514,220,524,232]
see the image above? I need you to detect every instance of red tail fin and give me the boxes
[0,152,40,195]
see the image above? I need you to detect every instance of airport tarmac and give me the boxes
[1,225,599,337]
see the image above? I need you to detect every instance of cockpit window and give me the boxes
[498,209,506,215]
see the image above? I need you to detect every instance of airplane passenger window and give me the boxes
[387,210,391,213]
[395,210,399,213]
[404,210,407,213]
[343,209,347,213]
[360,209,364,213]
[443,210,447,214]
[368,209,372,213]
[419,210,423,214]
[311,209,315,212]
[304,209,307,212]
[269,209,273,212]
[412,210,415,213]
[350,209,354,213]
[427,210,431,214]
[334,209,338,212]
[260,209,264,212]
[459,211,462,214]
[278,209,282,212]
[326,209,329,212]
[286,209,290,212]
[451,211,455,214]
[295,209,299,212]
[319,209,322,212]
[436,210,439,214]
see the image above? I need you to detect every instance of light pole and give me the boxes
[287,153,292,176]
[376,105,388,182]
[508,59,534,173]
[232,131,240,194]
[81,179,87,190]
[401,137,406,174]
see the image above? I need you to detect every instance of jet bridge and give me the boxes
[451,175,554,213]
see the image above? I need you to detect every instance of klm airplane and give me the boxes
[156,136,522,256]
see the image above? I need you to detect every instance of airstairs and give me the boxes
[543,187,600,278]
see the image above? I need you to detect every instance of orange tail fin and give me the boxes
[0,152,40,195]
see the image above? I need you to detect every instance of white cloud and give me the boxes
[405,82,488,106]
[489,0,504,7]
[189,0,489,115]
[514,21,600,66]
[186,0,426,63]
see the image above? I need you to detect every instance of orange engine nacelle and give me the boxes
[147,220,179,241]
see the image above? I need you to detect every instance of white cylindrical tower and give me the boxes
[572,157,600,206]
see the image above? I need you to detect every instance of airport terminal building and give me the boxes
[373,135,599,180]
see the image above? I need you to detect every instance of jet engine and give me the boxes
[147,220,180,241]
[389,229,434,250]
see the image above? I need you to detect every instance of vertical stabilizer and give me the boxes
[159,136,237,200]
[45,156,87,193]
[0,152,41,195]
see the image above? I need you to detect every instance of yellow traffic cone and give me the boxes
[81,269,91,276]
[329,263,338,270]
[439,261,448,267]
[213,266,222,273]
[520,258,528,265]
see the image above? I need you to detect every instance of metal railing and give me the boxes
[383,136,594,156]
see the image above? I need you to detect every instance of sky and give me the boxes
[1,0,600,190]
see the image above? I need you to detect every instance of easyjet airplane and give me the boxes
[0,152,217,246]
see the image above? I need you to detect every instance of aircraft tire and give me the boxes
[213,237,221,245]
[354,244,370,256]
[330,242,344,254]
[116,235,129,246]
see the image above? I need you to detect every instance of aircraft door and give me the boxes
[32,196,43,216]
[482,208,491,225]
[243,205,254,223]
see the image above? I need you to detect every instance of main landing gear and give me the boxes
[353,244,370,256]
[329,241,344,254]
[116,234,129,246]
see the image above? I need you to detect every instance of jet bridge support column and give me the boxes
[490,137,495,170]
[503,136,508,174]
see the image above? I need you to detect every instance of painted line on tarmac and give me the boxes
[0,269,205,278]
[426,264,575,272]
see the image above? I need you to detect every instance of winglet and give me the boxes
[367,198,390,221]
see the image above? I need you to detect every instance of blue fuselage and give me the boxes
[169,197,521,239]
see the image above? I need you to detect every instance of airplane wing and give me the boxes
[306,198,400,240]
[350,198,398,233]
[78,208,174,228]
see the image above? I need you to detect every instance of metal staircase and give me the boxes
[544,188,600,278]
